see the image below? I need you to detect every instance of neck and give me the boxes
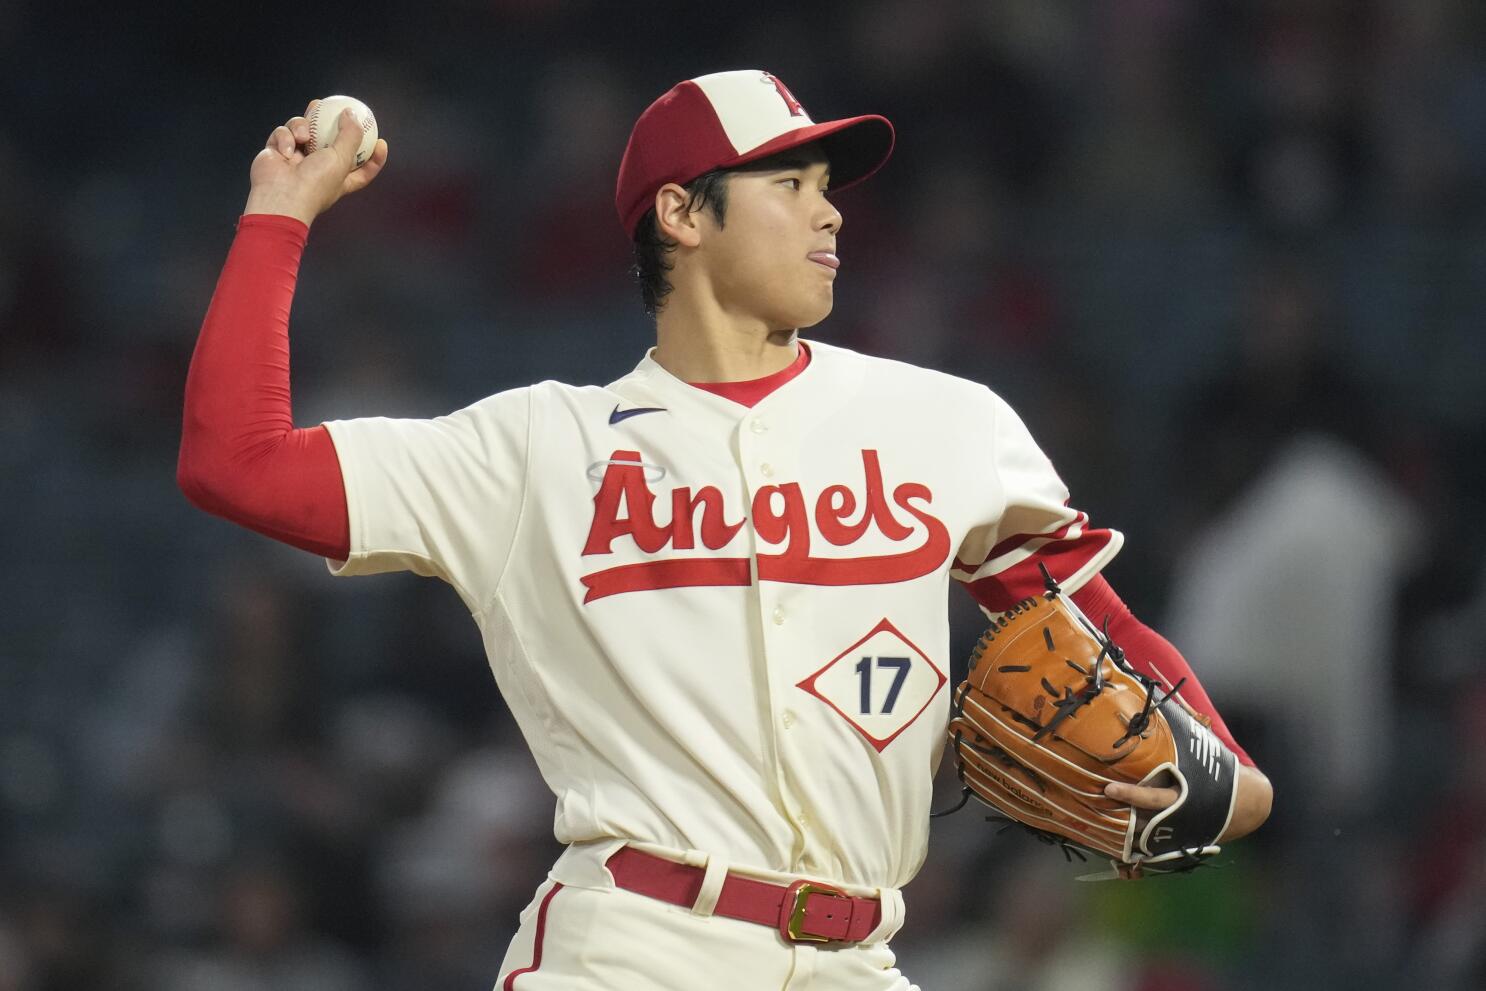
[652,292,800,383]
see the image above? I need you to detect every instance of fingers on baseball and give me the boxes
[333,109,362,151]
[266,125,296,159]
[368,137,389,170]
[346,139,388,192]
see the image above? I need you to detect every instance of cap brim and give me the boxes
[718,114,895,193]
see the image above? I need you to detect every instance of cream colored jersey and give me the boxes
[322,340,1121,889]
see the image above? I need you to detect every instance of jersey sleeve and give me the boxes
[952,389,1123,613]
[320,387,532,613]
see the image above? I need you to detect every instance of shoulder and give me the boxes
[460,380,618,417]
[806,339,999,408]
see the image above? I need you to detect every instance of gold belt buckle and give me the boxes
[779,879,850,943]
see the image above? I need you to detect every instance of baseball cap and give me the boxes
[615,69,895,239]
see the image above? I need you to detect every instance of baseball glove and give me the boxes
[939,566,1239,878]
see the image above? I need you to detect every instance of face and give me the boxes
[679,143,843,330]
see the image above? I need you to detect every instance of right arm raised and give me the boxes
[176,103,390,560]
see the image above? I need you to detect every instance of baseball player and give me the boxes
[179,70,1273,989]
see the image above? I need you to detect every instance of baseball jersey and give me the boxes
[321,339,1121,889]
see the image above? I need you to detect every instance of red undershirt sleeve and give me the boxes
[176,214,351,561]
[1069,575,1255,767]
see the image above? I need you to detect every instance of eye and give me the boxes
[781,177,802,190]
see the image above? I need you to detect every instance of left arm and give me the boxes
[1108,763,1273,843]
[954,387,1270,845]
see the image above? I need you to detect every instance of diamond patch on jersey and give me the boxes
[796,618,947,753]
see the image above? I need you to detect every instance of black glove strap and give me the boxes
[1139,700,1240,858]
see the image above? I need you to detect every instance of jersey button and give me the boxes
[760,462,775,478]
[782,710,795,728]
[772,607,786,625]
[750,418,768,434]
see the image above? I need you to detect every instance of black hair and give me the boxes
[631,170,731,318]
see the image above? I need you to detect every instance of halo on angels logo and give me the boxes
[587,459,667,484]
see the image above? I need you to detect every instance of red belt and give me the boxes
[605,846,883,945]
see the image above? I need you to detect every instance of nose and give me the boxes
[817,196,842,236]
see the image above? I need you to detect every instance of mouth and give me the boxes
[808,251,840,271]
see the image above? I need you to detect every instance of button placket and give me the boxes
[733,408,813,860]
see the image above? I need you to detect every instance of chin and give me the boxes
[759,284,833,330]
[794,293,835,329]
[784,308,830,331]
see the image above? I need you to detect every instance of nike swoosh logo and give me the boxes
[609,404,667,425]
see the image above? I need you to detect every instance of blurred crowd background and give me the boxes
[4,0,1486,988]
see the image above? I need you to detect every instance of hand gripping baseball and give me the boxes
[244,99,390,227]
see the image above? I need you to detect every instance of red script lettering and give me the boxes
[579,450,949,603]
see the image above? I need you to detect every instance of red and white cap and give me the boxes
[615,69,895,239]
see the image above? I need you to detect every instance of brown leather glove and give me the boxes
[942,568,1239,877]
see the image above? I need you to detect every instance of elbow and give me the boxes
[177,408,208,510]
[177,408,242,516]
[176,445,213,512]
[177,432,233,517]
[177,419,294,523]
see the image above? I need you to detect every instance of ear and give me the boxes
[654,183,704,248]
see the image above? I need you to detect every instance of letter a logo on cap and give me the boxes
[761,71,806,117]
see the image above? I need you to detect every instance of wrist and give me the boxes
[243,187,318,228]
[1219,765,1273,842]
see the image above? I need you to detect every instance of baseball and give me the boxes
[306,95,378,168]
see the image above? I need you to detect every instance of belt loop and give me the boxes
[862,887,905,943]
[689,851,729,918]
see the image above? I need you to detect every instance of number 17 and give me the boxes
[855,656,911,714]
